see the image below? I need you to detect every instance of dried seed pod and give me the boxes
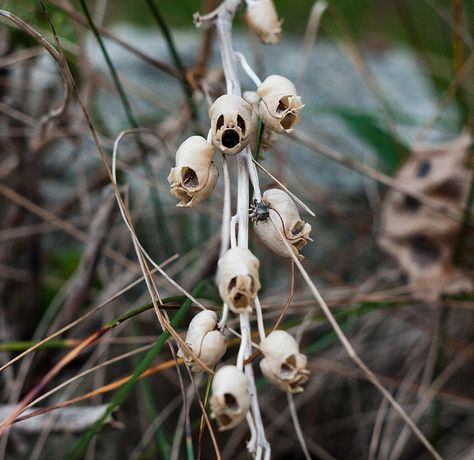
[379,131,473,302]
[257,75,304,133]
[167,136,218,207]
[177,310,227,373]
[259,330,309,393]
[217,247,261,313]
[243,91,276,155]
[245,0,282,45]
[209,95,255,155]
[210,365,251,430]
[254,188,312,260]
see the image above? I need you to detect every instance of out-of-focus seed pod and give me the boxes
[177,310,226,372]
[243,91,276,155]
[245,0,281,45]
[259,330,309,393]
[257,75,304,133]
[254,188,312,260]
[210,365,251,430]
[217,247,261,313]
[167,136,218,207]
[209,95,255,155]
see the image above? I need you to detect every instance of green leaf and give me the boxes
[325,107,410,174]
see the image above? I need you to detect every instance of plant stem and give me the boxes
[215,2,270,457]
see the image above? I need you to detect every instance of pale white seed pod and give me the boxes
[167,136,218,207]
[245,0,282,45]
[257,75,304,133]
[209,95,255,155]
[210,365,251,430]
[254,188,312,260]
[177,310,227,373]
[259,330,310,393]
[243,91,276,155]
[216,247,261,313]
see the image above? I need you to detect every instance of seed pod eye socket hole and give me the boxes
[291,221,304,235]
[224,393,239,411]
[237,115,246,134]
[216,114,225,130]
[181,167,198,187]
[277,97,290,113]
[280,362,293,378]
[228,276,237,290]
[281,112,297,130]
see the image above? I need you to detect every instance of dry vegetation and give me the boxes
[0,1,473,459]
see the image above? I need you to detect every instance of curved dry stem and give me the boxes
[0,9,72,141]
[269,216,443,460]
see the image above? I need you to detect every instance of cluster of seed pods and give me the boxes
[168,0,312,437]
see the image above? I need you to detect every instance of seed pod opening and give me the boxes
[254,188,312,260]
[167,136,218,207]
[259,330,309,393]
[178,310,227,372]
[245,0,282,45]
[257,75,304,133]
[209,95,255,155]
[217,247,261,313]
[210,365,251,430]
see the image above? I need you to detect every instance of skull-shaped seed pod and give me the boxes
[243,91,276,155]
[245,0,282,45]
[259,330,310,393]
[167,136,218,207]
[254,188,312,260]
[216,247,261,313]
[209,95,255,155]
[210,365,251,430]
[177,310,227,373]
[257,75,304,133]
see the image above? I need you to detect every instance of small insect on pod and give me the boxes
[210,365,251,430]
[254,188,312,260]
[243,91,276,155]
[217,247,261,313]
[177,310,226,373]
[209,94,255,155]
[245,0,282,45]
[259,330,310,393]
[167,136,218,207]
[257,75,304,133]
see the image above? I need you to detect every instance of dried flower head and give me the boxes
[217,247,261,313]
[259,330,309,393]
[257,75,304,133]
[209,94,255,155]
[177,310,226,372]
[210,365,251,430]
[167,136,218,207]
[245,0,282,45]
[243,91,276,155]
[254,188,312,260]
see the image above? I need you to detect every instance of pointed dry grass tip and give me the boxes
[259,330,310,393]
[245,0,282,45]
[209,94,255,155]
[177,310,226,373]
[254,188,312,260]
[167,135,218,207]
[210,365,251,430]
[257,75,304,133]
[217,247,261,313]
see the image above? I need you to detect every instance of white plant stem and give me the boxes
[215,1,270,457]
[235,51,262,87]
